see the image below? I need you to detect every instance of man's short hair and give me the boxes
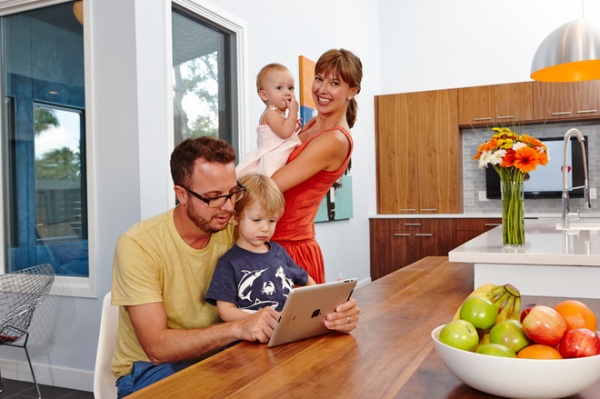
[170,136,236,187]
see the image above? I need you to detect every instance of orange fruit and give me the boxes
[518,344,562,359]
[554,300,597,332]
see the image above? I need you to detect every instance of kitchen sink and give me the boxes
[556,219,600,231]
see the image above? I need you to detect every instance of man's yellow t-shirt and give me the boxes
[111,208,234,379]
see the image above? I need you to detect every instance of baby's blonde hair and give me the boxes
[235,174,285,218]
[256,63,289,95]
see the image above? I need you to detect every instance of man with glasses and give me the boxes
[111,137,359,397]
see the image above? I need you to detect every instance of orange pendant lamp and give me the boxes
[531,18,600,82]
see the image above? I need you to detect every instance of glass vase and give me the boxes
[501,180,525,248]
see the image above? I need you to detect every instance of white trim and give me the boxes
[0,0,95,298]
[0,357,93,392]
[82,0,97,298]
[164,0,177,209]
[172,0,250,156]
[0,0,66,16]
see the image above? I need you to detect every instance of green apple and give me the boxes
[459,296,498,332]
[476,343,517,358]
[489,319,530,353]
[439,320,479,352]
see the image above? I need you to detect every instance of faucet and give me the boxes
[562,128,591,228]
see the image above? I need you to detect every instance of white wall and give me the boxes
[3,0,598,392]
[380,0,600,93]
[213,0,381,284]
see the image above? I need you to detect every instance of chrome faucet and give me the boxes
[562,128,591,228]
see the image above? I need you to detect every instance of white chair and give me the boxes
[94,292,118,399]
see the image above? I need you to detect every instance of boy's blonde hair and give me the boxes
[235,174,285,218]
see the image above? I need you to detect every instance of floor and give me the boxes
[0,378,94,399]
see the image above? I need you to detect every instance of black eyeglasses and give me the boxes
[182,181,246,208]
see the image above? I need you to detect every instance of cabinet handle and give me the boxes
[420,208,437,212]
[473,117,492,121]
[484,223,501,227]
[551,111,571,116]
[415,233,433,237]
[404,223,422,226]
[496,115,515,119]
[577,109,598,114]
[393,233,411,237]
[400,208,416,212]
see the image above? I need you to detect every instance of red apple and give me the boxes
[520,306,532,323]
[522,305,567,347]
[559,328,600,358]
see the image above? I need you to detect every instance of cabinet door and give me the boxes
[453,218,502,248]
[533,81,600,120]
[417,90,461,213]
[458,85,494,126]
[369,219,417,280]
[415,218,456,257]
[458,83,533,126]
[375,94,419,214]
[494,82,533,124]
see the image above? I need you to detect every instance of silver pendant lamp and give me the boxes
[531,17,600,82]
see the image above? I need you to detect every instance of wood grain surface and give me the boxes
[126,256,600,398]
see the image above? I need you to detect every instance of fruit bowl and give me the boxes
[432,325,600,399]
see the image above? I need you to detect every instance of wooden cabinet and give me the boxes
[375,90,461,214]
[453,217,501,247]
[458,82,533,126]
[369,217,501,280]
[533,80,600,121]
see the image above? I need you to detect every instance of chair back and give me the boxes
[0,263,54,343]
[94,292,118,399]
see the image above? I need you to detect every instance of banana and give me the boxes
[510,295,522,322]
[495,295,516,325]
[453,283,502,320]
[477,332,490,349]
[453,283,522,326]
[453,283,504,320]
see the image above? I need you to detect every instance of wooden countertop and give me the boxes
[126,256,600,398]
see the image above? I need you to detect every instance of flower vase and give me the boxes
[501,180,525,248]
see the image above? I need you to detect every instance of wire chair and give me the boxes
[0,263,55,399]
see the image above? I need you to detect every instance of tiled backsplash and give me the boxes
[461,120,600,214]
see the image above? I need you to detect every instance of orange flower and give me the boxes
[513,146,540,173]
[474,127,548,177]
[500,150,516,168]
[537,150,549,166]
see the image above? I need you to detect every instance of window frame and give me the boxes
[0,0,92,297]
[170,0,249,168]
[0,0,248,298]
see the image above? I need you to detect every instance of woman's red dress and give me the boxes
[271,124,353,283]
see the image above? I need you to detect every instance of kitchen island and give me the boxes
[449,218,600,298]
[125,256,600,398]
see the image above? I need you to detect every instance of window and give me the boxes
[1,2,86,277]
[171,3,247,151]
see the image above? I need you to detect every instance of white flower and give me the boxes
[478,150,492,168]
[512,142,527,151]
[489,149,506,165]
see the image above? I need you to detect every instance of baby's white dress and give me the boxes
[236,123,301,177]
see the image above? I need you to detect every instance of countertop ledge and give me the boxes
[449,219,600,266]
[369,213,552,219]
[370,212,600,219]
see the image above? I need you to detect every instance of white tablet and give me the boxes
[267,278,358,348]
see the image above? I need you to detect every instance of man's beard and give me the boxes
[185,201,230,234]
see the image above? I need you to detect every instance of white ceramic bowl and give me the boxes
[431,324,600,399]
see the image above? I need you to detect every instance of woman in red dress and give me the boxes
[271,49,362,284]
